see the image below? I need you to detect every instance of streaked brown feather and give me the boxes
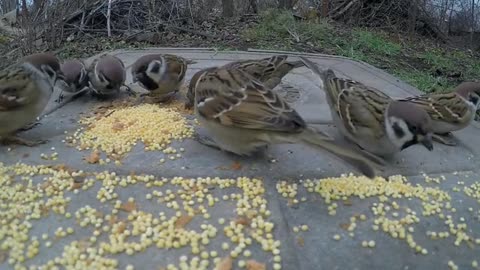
[195,67,306,133]
[0,68,37,111]
[223,55,303,89]
[402,93,469,124]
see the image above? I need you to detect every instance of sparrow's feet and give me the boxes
[432,132,457,146]
[1,136,48,147]
[194,132,222,151]
[124,85,138,97]
[55,93,65,103]
[19,122,42,132]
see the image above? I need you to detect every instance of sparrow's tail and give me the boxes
[299,127,386,179]
[288,60,306,69]
[298,56,340,99]
[186,59,197,65]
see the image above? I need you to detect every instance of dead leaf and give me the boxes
[109,215,118,225]
[215,256,232,270]
[0,250,7,263]
[340,223,350,230]
[175,215,193,228]
[85,151,100,164]
[40,181,51,190]
[94,211,104,218]
[119,201,137,212]
[246,260,266,270]
[343,200,353,206]
[52,164,75,173]
[297,236,305,247]
[230,161,242,170]
[71,181,83,190]
[77,240,91,252]
[115,222,127,234]
[112,122,125,132]
[235,216,251,226]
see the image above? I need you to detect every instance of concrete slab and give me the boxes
[0,48,479,270]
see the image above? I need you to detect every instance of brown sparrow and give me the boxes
[55,59,89,102]
[223,55,304,89]
[300,56,434,158]
[0,53,63,146]
[399,82,480,146]
[185,55,303,109]
[189,65,385,178]
[87,54,132,97]
[131,54,192,101]
[59,59,88,93]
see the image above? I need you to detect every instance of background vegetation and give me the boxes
[1,0,480,92]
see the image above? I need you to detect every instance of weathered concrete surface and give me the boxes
[0,48,479,270]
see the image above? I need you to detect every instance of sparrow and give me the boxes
[223,55,304,89]
[0,52,63,146]
[87,54,133,97]
[131,54,192,101]
[189,66,386,178]
[55,59,89,102]
[299,56,434,158]
[59,59,89,93]
[185,55,304,109]
[399,82,480,146]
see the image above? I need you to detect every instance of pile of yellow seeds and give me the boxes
[65,103,194,161]
[0,162,280,270]
[277,174,480,259]
[2,160,479,270]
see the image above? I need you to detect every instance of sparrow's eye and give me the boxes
[392,122,405,138]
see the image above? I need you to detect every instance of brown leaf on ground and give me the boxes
[175,215,193,228]
[230,161,242,170]
[235,216,251,226]
[0,250,7,263]
[52,164,75,172]
[297,236,305,247]
[343,200,353,206]
[246,260,266,270]
[109,215,118,225]
[340,223,350,230]
[119,201,137,212]
[112,122,125,132]
[85,150,101,164]
[115,222,127,234]
[215,256,232,270]
[71,181,83,189]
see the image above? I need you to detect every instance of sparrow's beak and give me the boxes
[420,134,434,151]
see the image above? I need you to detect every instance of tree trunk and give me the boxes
[321,0,329,17]
[471,0,475,47]
[279,0,293,10]
[249,0,258,14]
[222,0,234,18]
[1,0,16,14]
[20,0,28,17]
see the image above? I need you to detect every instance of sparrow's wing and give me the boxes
[402,93,471,124]
[195,67,306,133]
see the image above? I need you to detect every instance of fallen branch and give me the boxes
[330,0,359,20]
[107,0,112,37]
